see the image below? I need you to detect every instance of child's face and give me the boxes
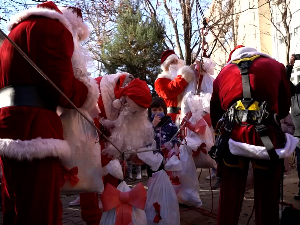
[151,107,164,114]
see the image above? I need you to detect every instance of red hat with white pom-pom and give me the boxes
[161,50,179,71]
[113,79,152,109]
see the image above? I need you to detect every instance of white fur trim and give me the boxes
[104,159,124,180]
[178,65,195,83]
[58,7,90,41]
[137,146,163,171]
[8,7,73,37]
[79,77,99,112]
[161,54,179,71]
[99,73,130,120]
[226,47,273,65]
[157,71,173,80]
[229,133,299,160]
[0,138,71,160]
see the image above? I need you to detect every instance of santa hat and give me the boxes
[227,45,244,63]
[37,1,62,14]
[113,79,152,109]
[8,1,89,42]
[161,50,179,71]
[226,45,272,65]
[58,5,90,41]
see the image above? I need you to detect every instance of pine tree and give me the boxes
[101,0,166,94]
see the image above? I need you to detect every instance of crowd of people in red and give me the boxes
[0,1,299,225]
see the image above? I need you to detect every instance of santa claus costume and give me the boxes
[0,2,98,224]
[155,50,194,124]
[210,46,297,225]
[80,73,154,224]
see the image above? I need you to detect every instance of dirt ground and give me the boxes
[0,167,299,225]
[180,168,300,225]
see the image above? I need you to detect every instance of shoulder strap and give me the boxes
[231,55,260,109]
[231,55,279,161]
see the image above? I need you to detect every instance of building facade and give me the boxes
[207,0,300,80]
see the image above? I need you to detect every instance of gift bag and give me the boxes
[177,145,202,207]
[60,109,103,193]
[193,150,217,169]
[145,170,180,225]
[100,181,147,225]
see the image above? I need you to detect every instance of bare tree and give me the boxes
[143,0,213,65]
[204,0,241,70]
[266,0,293,64]
[75,0,119,76]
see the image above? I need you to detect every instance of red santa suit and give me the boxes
[210,46,296,225]
[80,73,135,225]
[155,50,194,123]
[0,2,99,224]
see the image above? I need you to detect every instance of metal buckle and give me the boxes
[255,124,268,134]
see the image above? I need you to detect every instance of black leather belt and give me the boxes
[167,107,180,114]
[0,85,57,112]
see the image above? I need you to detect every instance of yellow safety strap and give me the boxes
[231,55,261,65]
[235,100,260,111]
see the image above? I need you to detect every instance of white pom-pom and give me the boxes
[113,99,122,109]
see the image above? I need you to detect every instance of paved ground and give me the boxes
[62,168,300,225]
[0,168,299,224]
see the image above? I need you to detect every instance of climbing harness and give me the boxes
[209,55,281,162]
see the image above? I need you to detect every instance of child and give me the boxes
[147,97,179,176]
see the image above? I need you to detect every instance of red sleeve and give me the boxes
[29,18,88,108]
[210,76,225,129]
[155,76,188,99]
[278,64,291,119]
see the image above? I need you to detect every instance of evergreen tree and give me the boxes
[101,0,166,94]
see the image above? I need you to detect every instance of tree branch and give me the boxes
[163,0,183,58]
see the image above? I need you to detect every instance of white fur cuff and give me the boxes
[178,66,195,83]
[0,137,71,160]
[229,133,298,160]
[80,77,99,112]
[104,159,124,180]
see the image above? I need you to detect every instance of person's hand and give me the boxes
[290,55,295,66]
[152,114,161,127]
[190,63,196,70]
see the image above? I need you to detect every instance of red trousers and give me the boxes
[80,153,119,225]
[0,156,63,225]
[217,159,283,225]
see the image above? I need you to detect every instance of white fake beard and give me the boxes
[168,59,185,80]
[103,106,154,159]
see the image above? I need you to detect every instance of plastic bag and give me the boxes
[100,181,147,225]
[60,109,103,193]
[193,149,217,169]
[165,155,183,172]
[177,145,202,207]
[145,170,180,225]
